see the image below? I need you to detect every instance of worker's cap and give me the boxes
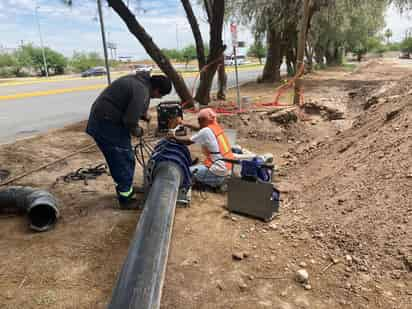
[150,75,172,96]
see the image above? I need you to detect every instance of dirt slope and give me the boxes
[277,65,412,308]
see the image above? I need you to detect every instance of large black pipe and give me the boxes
[108,161,183,309]
[0,186,59,232]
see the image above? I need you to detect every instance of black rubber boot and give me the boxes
[117,188,139,210]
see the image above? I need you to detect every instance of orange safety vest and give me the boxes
[203,123,235,170]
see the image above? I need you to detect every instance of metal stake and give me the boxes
[233,46,241,110]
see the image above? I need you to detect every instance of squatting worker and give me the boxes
[86,72,172,208]
[168,108,234,188]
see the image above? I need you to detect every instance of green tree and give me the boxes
[180,45,197,68]
[0,53,16,67]
[70,51,104,72]
[12,46,33,76]
[310,0,387,65]
[384,28,393,44]
[387,42,401,51]
[247,40,266,64]
[15,44,67,75]
[45,48,68,74]
[401,37,412,54]
[161,48,182,60]
[392,0,412,11]
[0,53,18,77]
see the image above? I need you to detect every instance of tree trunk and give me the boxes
[305,42,314,73]
[294,0,311,105]
[261,27,282,83]
[194,0,225,105]
[325,44,334,65]
[181,0,206,70]
[107,0,193,105]
[284,28,297,77]
[314,44,324,66]
[325,44,342,66]
[333,47,343,65]
[217,58,227,100]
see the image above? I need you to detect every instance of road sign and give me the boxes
[230,22,238,47]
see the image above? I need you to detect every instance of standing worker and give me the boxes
[86,72,172,208]
[168,108,234,190]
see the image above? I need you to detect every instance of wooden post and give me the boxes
[294,0,311,105]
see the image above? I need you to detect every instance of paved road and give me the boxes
[0,68,262,143]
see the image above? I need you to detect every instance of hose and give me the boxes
[0,186,59,232]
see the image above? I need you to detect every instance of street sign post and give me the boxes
[231,22,241,111]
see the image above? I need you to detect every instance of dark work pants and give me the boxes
[86,117,135,198]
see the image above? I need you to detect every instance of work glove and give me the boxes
[141,113,151,123]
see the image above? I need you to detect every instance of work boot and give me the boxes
[117,188,139,210]
[118,197,139,209]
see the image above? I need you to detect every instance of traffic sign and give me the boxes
[230,22,238,47]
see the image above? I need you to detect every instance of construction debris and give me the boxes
[267,109,298,124]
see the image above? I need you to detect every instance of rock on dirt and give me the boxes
[232,252,248,261]
[302,101,345,120]
[216,280,225,291]
[303,283,312,290]
[238,281,248,292]
[267,109,298,124]
[364,96,379,110]
[403,255,412,272]
[385,109,402,122]
[295,269,309,284]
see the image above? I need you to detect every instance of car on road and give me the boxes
[81,66,107,77]
[399,51,411,59]
[134,64,153,73]
[224,55,246,66]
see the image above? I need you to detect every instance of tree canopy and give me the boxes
[0,44,68,77]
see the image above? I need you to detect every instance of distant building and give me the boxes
[118,56,133,63]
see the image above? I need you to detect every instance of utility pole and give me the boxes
[294,0,311,105]
[35,5,49,78]
[176,24,179,50]
[97,0,111,85]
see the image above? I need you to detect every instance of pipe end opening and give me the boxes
[28,204,58,232]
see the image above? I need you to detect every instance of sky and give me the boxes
[0,0,411,59]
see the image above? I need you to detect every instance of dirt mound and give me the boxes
[284,74,412,304]
[353,59,386,74]
[218,108,302,142]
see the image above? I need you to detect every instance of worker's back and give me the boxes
[89,72,150,127]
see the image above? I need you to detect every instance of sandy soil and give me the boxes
[0,59,411,309]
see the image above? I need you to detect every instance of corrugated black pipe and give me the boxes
[0,186,59,232]
[108,161,182,309]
